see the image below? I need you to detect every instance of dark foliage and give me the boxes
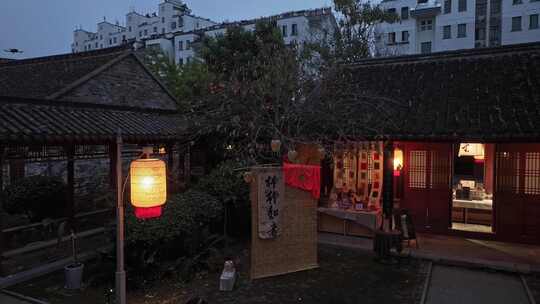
[1,175,68,222]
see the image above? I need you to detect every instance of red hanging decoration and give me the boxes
[134,206,162,219]
[283,163,321,199]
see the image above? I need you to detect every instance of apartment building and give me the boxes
[72,1,337,66]
[375,0,540,55]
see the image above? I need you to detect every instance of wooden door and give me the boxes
[402,142,452,233]
[496,144,540,244]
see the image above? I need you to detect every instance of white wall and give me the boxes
[434,0,475,52]
[501,0,540,45]
[173,33,197,65]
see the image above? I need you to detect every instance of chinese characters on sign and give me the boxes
[258,170,283,239]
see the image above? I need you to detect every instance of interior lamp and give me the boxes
[393,147,403,176]
[130,155,167,219]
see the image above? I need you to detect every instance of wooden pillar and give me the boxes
[0,145,5,275]
[65,145,76,223]
[382,141,394,220]
[166,143,174,192]
[109,143,118,190]
[0,144,4,192]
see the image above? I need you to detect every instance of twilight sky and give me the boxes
[0,0,333,59]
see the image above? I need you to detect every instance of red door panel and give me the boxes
[496,144,540,244]
[402,142,452,234]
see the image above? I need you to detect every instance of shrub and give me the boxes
[1,175,68,222]
[125,190,222,245]
[194,160,251,237]
[194,159,250,207]
[125,190,223,285]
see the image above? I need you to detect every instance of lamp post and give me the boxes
[115,132,126,304]
[115,132,167,304]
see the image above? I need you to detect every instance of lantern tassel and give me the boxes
[134,206,162,219]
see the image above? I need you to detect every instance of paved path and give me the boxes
[0,292,31,304]
[425,265,531,304]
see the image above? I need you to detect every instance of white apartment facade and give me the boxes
[168,8,337,65]
[72,0,216,53]
[375,0,540,56]
[72,1,337,66]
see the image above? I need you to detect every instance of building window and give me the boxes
[139,31,142,37]
[129,26,132,32]
[530,14,539,29]
[154,27,157,33]
[109,39,112,45]
[475,27,486,40]
[186,40,191,50]
[444,0,451,14]
[421,41,432,54]
[512,16,522,31]
[443,25,452,39]
[388,32,396,44]
[402,30,409,42]
[458,0,467,12]
[162,17,165,23]
[171,22,177,29]
[162,28,165,34]
[178,58,184,65]
[178,40,183,50]
[401,7,409,20]
[100,43,103,48]
[122,35,126,41]
[282,25,288,37]
[291,24,298,36]
[457,23,467,37]
[95,42,98,48]
[100,34,103,40]
[420,19,433,31]
[513,0,522,4]
[186,57,191,63]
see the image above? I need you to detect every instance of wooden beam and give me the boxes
[109,143,118,190]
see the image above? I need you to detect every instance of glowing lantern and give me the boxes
[130,159,167,219]
[393,147,403,176]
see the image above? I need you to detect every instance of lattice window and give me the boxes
[524,152,540,195]
[409,151,427,188]
[496,151,520,194]
[430,150,450,189]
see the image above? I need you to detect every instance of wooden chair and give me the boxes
[394,209,419,249]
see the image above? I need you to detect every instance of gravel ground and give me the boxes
[130,244,428,304]
[11,244,428,304]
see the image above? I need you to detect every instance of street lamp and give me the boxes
[115,132,167,304]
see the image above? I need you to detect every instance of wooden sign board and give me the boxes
[250,167,318,280]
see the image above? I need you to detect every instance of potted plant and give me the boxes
[64,230,84,289]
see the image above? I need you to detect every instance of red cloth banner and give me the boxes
[283,163,321,199]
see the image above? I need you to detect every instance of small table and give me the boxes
[373,230,402,263]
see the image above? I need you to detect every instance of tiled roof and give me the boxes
[337,42,540,141]
[0,45,131,99]
[0,96,186,144]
